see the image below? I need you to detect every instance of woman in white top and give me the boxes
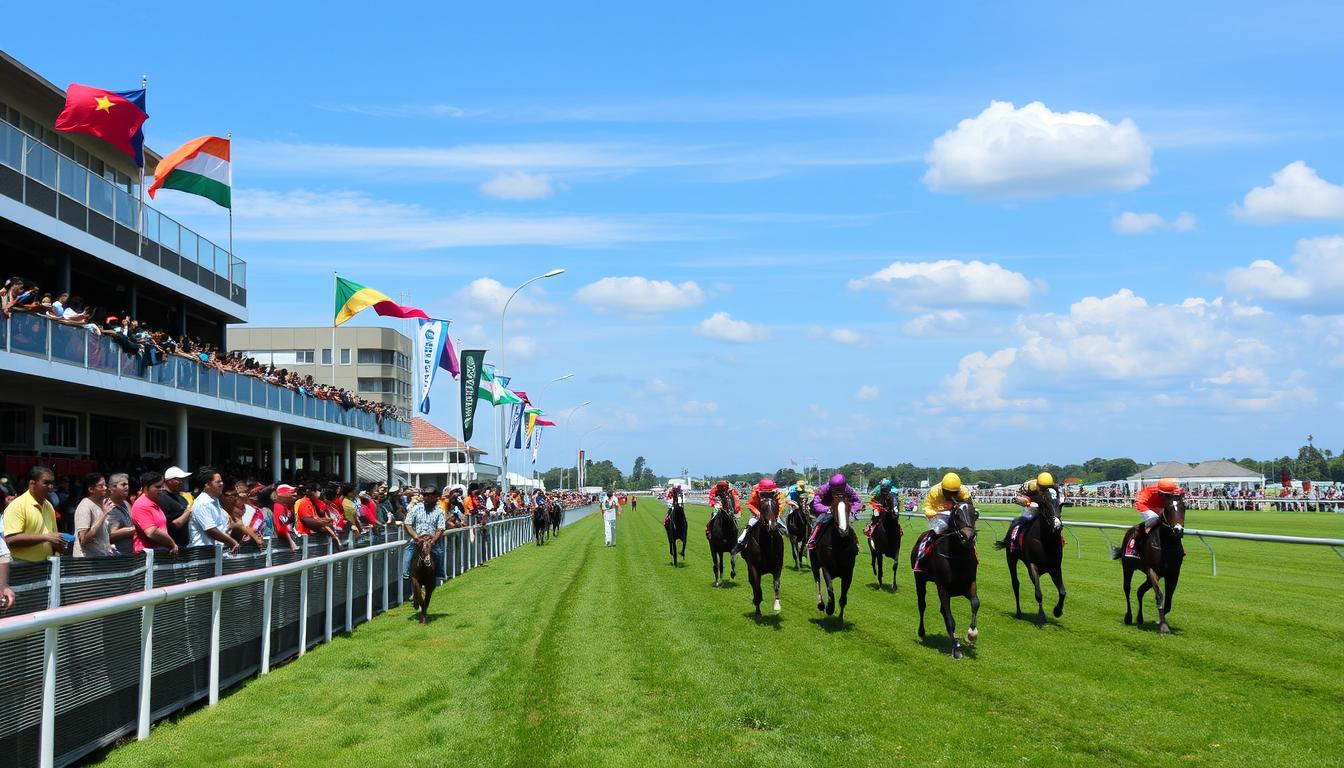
[603,491,621,547]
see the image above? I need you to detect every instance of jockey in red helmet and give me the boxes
[1124,477,1184,558]
[730,477,789,554]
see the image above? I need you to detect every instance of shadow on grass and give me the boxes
[866,582,899,594]
[712,580,741,589]
[404,610,449,624]
[743,610,785,630]
[1124,618,1185,635]
[1001,609,1067,630]
[807,615,850,633]
[914,633,979,659]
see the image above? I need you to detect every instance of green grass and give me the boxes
[97,504,1344,767]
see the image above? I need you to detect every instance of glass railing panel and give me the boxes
[112,185,136,228]
[50,323,84,363]
[10,315,49,356]
[0,315,7,349]
[88,175,113,218]
[87,335,114,372]
[159,215,180,253]
[281,388,294,414]
[180,229,198,264]
[251,378,266,407]
[117,346,144,379]
[141,207,159,244]
[24,138,57,188]
[219,371,236,400]
[57,155,87,204]
[267,384,279,410]
[199,366,217,397]
[0,122,21,170]
[149,358,172,386]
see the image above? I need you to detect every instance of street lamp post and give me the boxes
[532,374,574,486]
[559,400,591,492]
[498,268,565,498]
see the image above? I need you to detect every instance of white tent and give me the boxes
[1127,460,1264,488]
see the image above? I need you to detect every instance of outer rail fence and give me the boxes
[0,507,594,768]
[895,511,1344,575]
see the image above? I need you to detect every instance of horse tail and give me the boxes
[1109,546,1122,560]
[992,540,1008,550]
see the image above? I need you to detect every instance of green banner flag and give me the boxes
[460,349,485,442]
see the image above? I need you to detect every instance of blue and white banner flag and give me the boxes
[415,318,450,414]
[531,426,542,464]
[508,401,526,449]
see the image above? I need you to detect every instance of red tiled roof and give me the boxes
[411,419,486,455]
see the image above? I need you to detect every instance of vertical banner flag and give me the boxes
[578,450,586,486]
[460,350,485,441]
[532,427,542,464]
[415,319,450,414]
[509,402,525,449]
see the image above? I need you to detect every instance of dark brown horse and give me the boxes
[867,494,903,592]
[1113,494,1186,634]
[410,537,436,625]
[786,501,813,570]
[743,492,785,618]
[809,495,857,623]
[665,486,688,566]
[532,503,549,545]
[912,500,980,659]
[549,500,563,536]
[706,500,738,587]
[996,485,1066,625]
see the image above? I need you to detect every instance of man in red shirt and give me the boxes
[295,485,341,548]
[130,471,179,556]
[358,490,380,528]
[271,484,300,552]
[1124,477,1184,558]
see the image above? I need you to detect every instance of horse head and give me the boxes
[1040,485,1063,533]
[416,537,435,567]
[760,493,779,526]
[1163,494,1187,538]
[951,500,978,547]
[831,495,850,533]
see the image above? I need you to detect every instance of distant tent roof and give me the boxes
[411,419,485,455]
[1129,461,1198,480]
[1190,460,1263,479]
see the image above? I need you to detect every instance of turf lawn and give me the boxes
[96,503,1344,767]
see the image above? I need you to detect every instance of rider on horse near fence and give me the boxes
[807,473,862,555]
[998,472,1058,552]
[731,477,790,555]
[664,482,686,518]
[913,472,972,572]
[702,480,740,532]
[863,478,900,538]
[1124,477,1185,558]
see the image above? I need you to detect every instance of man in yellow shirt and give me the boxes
[3,465,65,561]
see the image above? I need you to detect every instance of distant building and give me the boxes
[358,418,494,489]
[227,326,413,415]
[1126,460,1264,489]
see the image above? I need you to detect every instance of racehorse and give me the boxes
[549,500,564,536]
[995,485,1066,624]
[706,497,738,586]
[664,486,688,566]
[867,497,903,592]
[786,502,813,570]
[1113,493,1186,634]
[809,495,857,623]
[912,500,981,659]
[532,502,549,546]
[410,537,436,625]
[743,492,785,618]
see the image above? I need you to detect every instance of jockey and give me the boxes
[913,472,971,570]
[1124,477,1184,558]
[998,472,1056,550]
[864,478,899,537]
[706,481,741,525]
[786,479,811,512]
[807,473,863,552]
[731,477,789,554]
[664,482,684,509]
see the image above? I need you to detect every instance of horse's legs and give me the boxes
[967,581,980,643]
[937,581,961,659]
[1164,566,1180,619]
[772,573,781,613]
[1027,561,1046,625]
[837,570,851,623]
[750,566,762,619]
[813,560,825,611]
[1147,568,1168,634]
[1122,562,1135,625]
[1136,579,1151,625]
[1048,567,1066,618]
[712,550,721,586]
[1008,556,1022,617]
[730,551,737,580]
[822,567,835,615]
[916,576,928,638]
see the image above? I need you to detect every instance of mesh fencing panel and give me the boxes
[0,559,54,768]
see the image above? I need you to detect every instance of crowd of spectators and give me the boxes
[3,276,406,424]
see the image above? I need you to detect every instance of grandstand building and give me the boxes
[0,50,409,481]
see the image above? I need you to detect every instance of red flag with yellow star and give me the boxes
[54,84,148,167]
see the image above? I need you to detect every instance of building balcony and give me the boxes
[0,314,409,443]
[0,120,246,314]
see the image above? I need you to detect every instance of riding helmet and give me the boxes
[829,473,846,488]
[1157,477,1179,493]
[1037,471,1055,487]
[758,477,777,491]
[940,472,962,492]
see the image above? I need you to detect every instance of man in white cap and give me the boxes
[159,466,194,550]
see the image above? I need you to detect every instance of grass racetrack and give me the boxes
[97,503,1344,767]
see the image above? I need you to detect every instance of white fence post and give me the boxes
[137,549,155,739]
[39,556,61,768]
[395,527,404,605]
[344,537,354,633]
[324,539,334,644]
[365,547,374,622]
[209,543,223,706]
[260,545,273,675]
[298,536,309,657]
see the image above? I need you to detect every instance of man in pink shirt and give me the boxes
[130,471,179,556]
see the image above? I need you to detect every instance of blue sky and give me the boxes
[10,2,1344,475]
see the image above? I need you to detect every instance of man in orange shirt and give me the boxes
[295,485,341,549]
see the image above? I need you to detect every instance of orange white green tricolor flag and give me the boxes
[149,136,231,208]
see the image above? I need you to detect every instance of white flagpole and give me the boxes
[136,74,147,259]
[331,271,338,387]
[226,132,234,278]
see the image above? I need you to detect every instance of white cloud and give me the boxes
[480,171,554,200]
[1233,161,1344,223]
[1112,211,1196,235]
[575,277,705,315]
[695,312,771,343]
[807,326,867,346]
[851,260,1035,309]
[923,101,1152,199]
[1224,236,1344,308]
[680,400,720,415]
[855,385,880,401]
[902,310,970,336]
[505,336,538,362]
[931,348,1046,412]
[454,277,558,320]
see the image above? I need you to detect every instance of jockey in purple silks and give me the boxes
[807,473,863,551]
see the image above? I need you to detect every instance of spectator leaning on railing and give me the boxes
[159,466,194,550]
[3,465,65,562]
[73,472,117,558]
[106,473,135,555]
[186,467,239,555]
[130,472,179,556]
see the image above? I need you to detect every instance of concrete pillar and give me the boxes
[385,446,394,487]
[343,439,352,482]
[175,407,188,469]
[271,425,282,483]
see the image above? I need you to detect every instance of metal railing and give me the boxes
[0,120,245,306]
[0,313,409,440]
[0,514,550,768]
[968,491,1344,512]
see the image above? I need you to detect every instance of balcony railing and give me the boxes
[1,314,409,440]
[0,120,246,307]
